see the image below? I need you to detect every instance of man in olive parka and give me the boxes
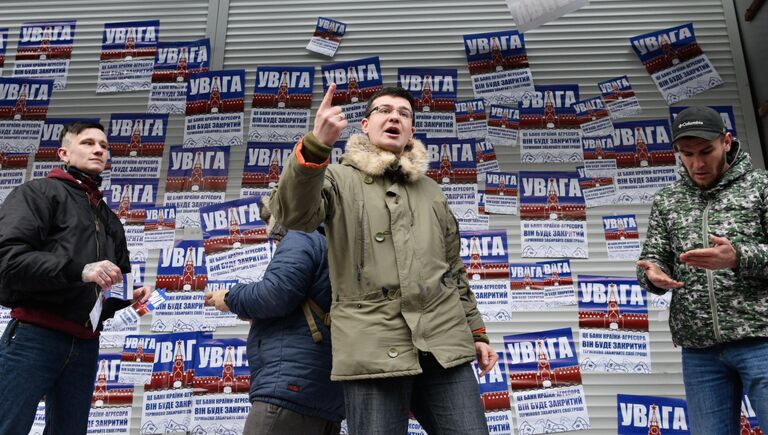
[270,84,497,434]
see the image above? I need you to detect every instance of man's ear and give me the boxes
[57,147,68,164]
[361,117,369,134]
[723,132,732,152]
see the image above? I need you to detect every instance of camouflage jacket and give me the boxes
[637,141,768,348]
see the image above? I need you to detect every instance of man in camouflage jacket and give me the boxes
[637,106,768,434]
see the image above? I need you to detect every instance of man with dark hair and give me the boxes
[270,84,497,434]
[205,198,344,435]
[0,121,151,433]
[637,106,768,433]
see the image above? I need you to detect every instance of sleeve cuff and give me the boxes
[297,133,332,167]
[472,327,489,344]
[64,259,86,282]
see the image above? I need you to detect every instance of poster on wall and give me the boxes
[612,119,678,204]
[504,328,590,434]
[509,260,575,311]
[164,145,230,228]
[241,141,296,199]
[203,280,245,328]
[577,165,617,208]
[505,0,589,33]
[108,113,168,180]
[200,196,271,282]
[31,117,99,180]
[463,30,535,105]
[598,76,642,120]
[458,191,490,231]
[519,85,582,163]
[87,353,134,434]
[184,69,245,148]
[398,67,457,137]
[423,137,478,221]
[519,171,588,258]
[306,17,347,57]
[149,38,211,114]
[97,20,159,93]
[105,177,159,261]
[0,28,7,75]
[487,104,519,146]
[602,214,641,260]
[573,96,613,138]
[460,230,512,322]
[578,275,651,373]
[144,206,177,250]
[539,259,576,307]
[13,20,76,90]
[670,105,736,137]
[153,240,209,332]
[617,394,689,434]
[484,171,518,215]
[0,77,53,153]
[0,153,29,206]
[455,98,488,139]
[630,23,722,104]
[250,65,314,143]
[475,139,499,175]
[320,56,383,139]
[473,353,514,434]
[190,338,251,434]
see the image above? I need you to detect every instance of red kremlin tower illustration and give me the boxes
[193,346,250,394]
[276,71,290,108]
[146,340,195,390]
[38,27,52,60]
[740,412,764,435]
[92,360,133,407]
[615,128,675,169]
[347,66,360,103]
[267,151,281,187]
[203,212,268,254]
[550,268,560,287]
[122,340,154,363]
[468,237,483,280]
[491,37,504,72]
[209,76,222,113]
[117,185,131,224]
[189,152,204,191]
[228,208,244,249]
[579,282,649,330]
[616,219,627,240]
[523,268,534,290]
[546,177,562,220]
[176,47,188,82]
[181,247,197,291]
[13,85,28,120]
[648,404,661,435]
[481,389,511,412]
[606,284,622,330]
[508,340,582,391]
[605,82,635,102]
[660,35,679,66]
[635,127,650,167]
[156,246,208,291]
[128,119,142,157]
[438,143,454,184]
[543,91,557,129]
[124,28,136,60]
[420,75,433,112]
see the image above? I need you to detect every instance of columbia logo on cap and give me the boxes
[678,121,704,128]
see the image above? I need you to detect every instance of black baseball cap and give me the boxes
[671,106,726,143]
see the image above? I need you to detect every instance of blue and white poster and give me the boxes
[97,20,159,93]
[321,57,383,139]
[0,77,53,153]
[13,20,76,90]
[573,96,613,137]
[88,353,134,434]
[149,39,211,114]
[473,353,514,434]
[612,119,678,204]
[578,275,651,373]
[108,113,168,179]
[598,76,642,120]
[484,171,518,215]
[475,139,499,175]
[164,146,230,228]
[153,241,209,332]
[240,141,294,199]
[519,85,582,163]
[184,69,245,148]
[617,394,689,434]
[581,135,618,178]
[504,328,590,434]
[250,66,314,143]
[577,165,617,208]
[602,214,641,260]
[458,191,490,231]
[144,206,177,250]
[0,153,29,206]
[460,230,512,322]
[424,137,478,221]
[463,30,534,105]
[398,68,457,137]
[539,259,576,307]
[631,23,722,104]
[487,104,519,146]
[519,171,588,258]
[190,338,251,434]
[455,98,488,139]
[105,177,159,261]
[200,196,271,282]
[306,17,347,57]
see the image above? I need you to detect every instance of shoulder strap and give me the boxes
[302,298,331,344]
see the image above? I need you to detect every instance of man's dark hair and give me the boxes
[58,121,105,146]
[364,87,416,120]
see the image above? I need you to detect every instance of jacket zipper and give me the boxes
[701,201,722,341]
[91,205,102,326]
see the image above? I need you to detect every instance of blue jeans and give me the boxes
[682,338,768,435]
[0,319,100,435]
[342,352,488,435]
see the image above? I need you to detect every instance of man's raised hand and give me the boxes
[312,83,347,146]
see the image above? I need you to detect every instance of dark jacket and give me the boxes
[225,230,344,422]
[0,174,131,327]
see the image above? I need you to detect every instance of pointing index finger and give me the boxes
[319,82,336,111]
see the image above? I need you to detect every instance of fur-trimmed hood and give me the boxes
[340,134,429,183]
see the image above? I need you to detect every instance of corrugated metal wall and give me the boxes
[1,0,760,433]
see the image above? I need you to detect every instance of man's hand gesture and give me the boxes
[636,260,683,289]
[679,235,738,270]
[312,83,347,146]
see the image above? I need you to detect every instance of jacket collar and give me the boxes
[679,138,751,193]
[340,134,428,184]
